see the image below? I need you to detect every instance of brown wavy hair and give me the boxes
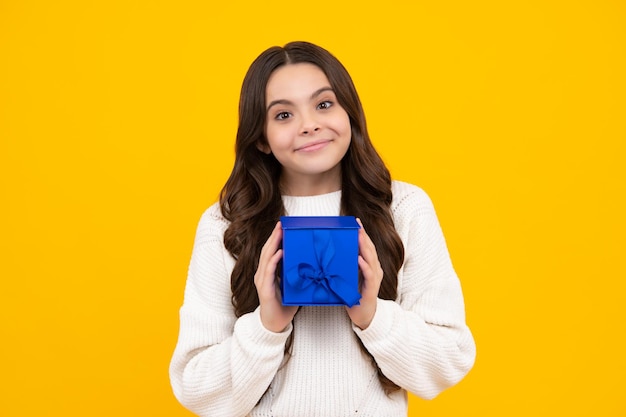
[219,41,405,394]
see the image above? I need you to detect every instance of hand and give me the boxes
[346,218,383,330]
[255,221,299,333]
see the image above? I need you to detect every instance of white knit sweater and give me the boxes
[170,181,476,417]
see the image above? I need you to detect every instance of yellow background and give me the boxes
[1,0,624,415]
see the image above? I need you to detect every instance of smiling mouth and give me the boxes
[296,140,332,152]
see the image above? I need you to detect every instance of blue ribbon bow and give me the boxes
[286,230,361,307]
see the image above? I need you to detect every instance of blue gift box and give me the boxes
[280,216,361,307]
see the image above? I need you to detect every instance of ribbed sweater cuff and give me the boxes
[352,298,395,345]
[235,307,293,349]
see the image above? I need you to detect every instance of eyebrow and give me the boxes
[266,87,334,112]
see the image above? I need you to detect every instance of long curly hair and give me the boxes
[219,41,405,394]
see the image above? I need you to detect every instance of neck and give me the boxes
[280,169,342,197]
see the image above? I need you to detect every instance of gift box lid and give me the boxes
[280,216,359,229]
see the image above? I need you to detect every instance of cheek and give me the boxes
[264,123,278,145]
[337,112,352,137]
[265,125,290,150]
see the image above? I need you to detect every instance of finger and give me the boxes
[357,255,372,277]
[256,222,282,285]
[355,218,375,248]
[268,248,283,270]
[259,247,283,277]
[259,222,282,260]
[266,221,283,248]
[256,248,283,299]
[356,220,379,266]
[358,255,382,282]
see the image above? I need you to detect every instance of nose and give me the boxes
[300,113,321,135]
[301,126,320,135]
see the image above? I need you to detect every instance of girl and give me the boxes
[170,41,475,417]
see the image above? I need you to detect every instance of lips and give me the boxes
[296,140,332,152]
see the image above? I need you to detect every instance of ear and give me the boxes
[256,140,272,155]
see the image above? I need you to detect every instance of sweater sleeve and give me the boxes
[353,186,476,400]
[169,207,292,417]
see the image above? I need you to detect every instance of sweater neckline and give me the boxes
[281,189,342,200]
[281,190,342,217]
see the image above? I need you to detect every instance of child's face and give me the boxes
[262,63,351,194]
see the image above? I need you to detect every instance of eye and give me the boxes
[275,111,291,121]
[317,100,333,110]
